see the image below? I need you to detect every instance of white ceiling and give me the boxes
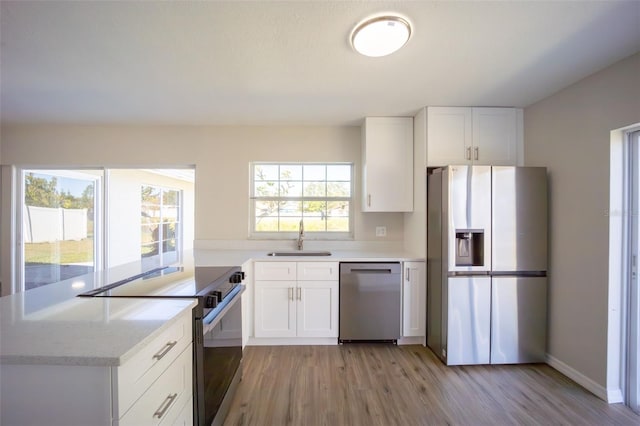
[1,1,639,126]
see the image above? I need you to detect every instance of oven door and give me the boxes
[200,287,244,426]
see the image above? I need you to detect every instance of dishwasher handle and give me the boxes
[350,268,393,274]
[340,262,401,275]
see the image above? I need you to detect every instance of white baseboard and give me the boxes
[546,354,623,403]
[398,336,424,345]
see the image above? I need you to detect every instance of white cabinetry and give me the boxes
[254,261,339,339]
[362,117,414,212]
[402,261,426,337]
[1,311,193,426]
[427,107,521,167]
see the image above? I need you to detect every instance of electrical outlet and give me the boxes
[375,226,387,237]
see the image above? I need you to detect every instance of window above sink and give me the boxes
[249,162,354,240]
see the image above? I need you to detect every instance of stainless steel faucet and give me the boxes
[297,219,304,250]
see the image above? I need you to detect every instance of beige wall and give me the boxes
[524,53,640,389]
[0,125,404,247]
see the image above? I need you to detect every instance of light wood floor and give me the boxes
[223,344,640,426]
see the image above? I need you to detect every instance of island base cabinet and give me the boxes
[0,363,113,426]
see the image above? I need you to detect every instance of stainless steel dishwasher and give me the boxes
[339,262,402,343]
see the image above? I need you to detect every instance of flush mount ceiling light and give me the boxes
[351,15,412,57]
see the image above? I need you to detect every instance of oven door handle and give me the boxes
[202,285,246,335]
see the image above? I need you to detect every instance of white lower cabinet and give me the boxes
[254,261,339,339]
[402,261,426,337]
[0,311,193,426]
[117,343,192,426]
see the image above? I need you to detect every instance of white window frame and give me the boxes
[15,168,104,293]
[249,162,354,240]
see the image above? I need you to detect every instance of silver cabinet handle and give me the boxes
[465,147,471,160]
[153,393,178,419]
[406,267,410,281]
[288,287,293,301]
[152,341,177,361]
[367,194,371,207]
[474,147,479,161]
[297,287,302,300]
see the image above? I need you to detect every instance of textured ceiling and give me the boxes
[1,1,639,126]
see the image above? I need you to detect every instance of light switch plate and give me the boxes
[375,226,387,237]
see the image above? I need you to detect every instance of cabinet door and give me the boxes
[297,262,338,281]
[402,262,426,337]
[471,108,518,166]
[362,117,413,212]
[427,107,472,167]
[296,281,339,338]
[254,281,296,338]
[254,262,296,280]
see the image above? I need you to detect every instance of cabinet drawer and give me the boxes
[117,344,193,426]
[297,262,338,281]
[114,310,192,418]
[254,261,296,280]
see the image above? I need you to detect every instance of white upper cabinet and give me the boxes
[427,107,522,167]
[362,117,414,212]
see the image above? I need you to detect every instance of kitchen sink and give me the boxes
[266,251,332,257]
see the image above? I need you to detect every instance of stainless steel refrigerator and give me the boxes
[427,165,547,365]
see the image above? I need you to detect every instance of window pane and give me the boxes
[256,216,279,232]
[303,181,326,197]
[280,201,302,216]
[304,216,326,232]
[163,223,177,240]
[327,217,349,232]
[303,201,327,217]
[141,243,158,257]
[255,164,279,181]
[23,171,97,290]
[162,238,176,253]
[304,165,326,180]
[280,217,301,231]
[141,224,157,244]
[328,201,349,217]
[161,206,178,223]
[280,165,302,180]
[255,200,279,218]
[163,189,179,206]
[327,181,351,197]
[280,181,302,197]
[327,165,351,181]
[141,186,160,205]
[255,181,279,197]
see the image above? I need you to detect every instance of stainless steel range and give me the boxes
[79,263,245,426]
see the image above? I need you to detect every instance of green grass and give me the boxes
[25,239,94,264]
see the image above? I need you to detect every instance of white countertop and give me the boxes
[0,294,196,366]
[194,248,425,266]
[0,247,423,367]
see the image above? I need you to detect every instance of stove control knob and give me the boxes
[212,290,223,303]
[230,272,245,284]
[205,294,217,309]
